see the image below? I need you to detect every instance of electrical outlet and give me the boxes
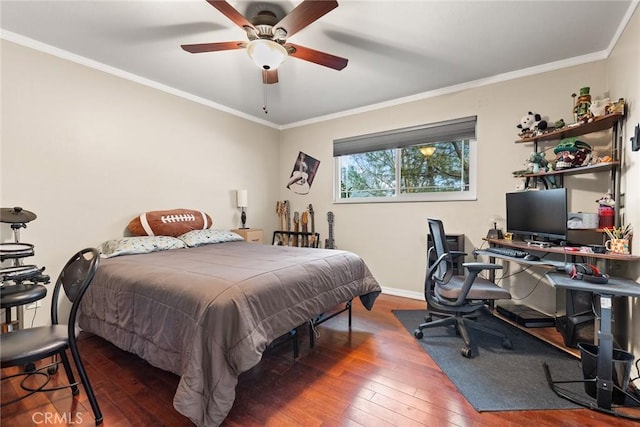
[25,301,42,310]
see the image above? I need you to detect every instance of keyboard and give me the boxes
[484,247,529,258]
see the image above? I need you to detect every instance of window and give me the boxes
[334,116,477,202]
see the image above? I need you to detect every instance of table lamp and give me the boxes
[236,190,248,229]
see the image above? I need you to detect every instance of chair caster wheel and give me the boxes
[461,347,473,358]
[502,338,513,350]
[414,329,424,339]
[25,362,36,373]
[47,364,58,375]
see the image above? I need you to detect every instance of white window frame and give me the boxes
[333,117,478,203]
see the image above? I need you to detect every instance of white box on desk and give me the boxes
[568,212,599,229]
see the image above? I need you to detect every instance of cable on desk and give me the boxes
[486,260,545,301]
[630,359,640,400]
[509,271,547,301]
[493,263,529,285]
[560,250,571,270]
[473,243,519,281]
[471,242,511,282]
[474,244,548,298]
[630,359,640,384]
[474,246,539,283]
[559,248,594,269]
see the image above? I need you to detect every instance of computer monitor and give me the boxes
[506,188,568,242]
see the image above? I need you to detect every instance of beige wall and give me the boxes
[1,40,280,325]
[607,5,640,366]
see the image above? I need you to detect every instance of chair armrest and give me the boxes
[449,251,467,259]
[448,262,503,305]
[463,262,503,272]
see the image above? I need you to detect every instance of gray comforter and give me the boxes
[78,241,381,426]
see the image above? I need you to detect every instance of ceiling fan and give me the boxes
[181,0,348,84]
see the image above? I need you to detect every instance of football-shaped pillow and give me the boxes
[128,209,213,237]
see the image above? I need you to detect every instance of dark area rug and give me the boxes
[393,309,590,411]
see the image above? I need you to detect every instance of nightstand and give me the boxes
[231,228,264,243]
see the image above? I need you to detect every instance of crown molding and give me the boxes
[0,30,280,130]
[281,51,608,130]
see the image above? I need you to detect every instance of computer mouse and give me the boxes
[524,254,540,261]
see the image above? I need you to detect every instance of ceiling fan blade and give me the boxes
[275,0,338,38]
[287,43,348,70]
[181,41,246,53]
[262,69,279,84]
[206,0,255,30]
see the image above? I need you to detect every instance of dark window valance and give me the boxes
[333,116,477,157]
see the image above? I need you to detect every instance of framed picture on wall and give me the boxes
[287,151,320,195]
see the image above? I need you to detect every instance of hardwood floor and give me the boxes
[2,294,639,426]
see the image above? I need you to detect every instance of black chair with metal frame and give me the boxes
[1,248,103,424]
[414,218,513,358]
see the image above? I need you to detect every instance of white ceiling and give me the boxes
[1,1,636,128]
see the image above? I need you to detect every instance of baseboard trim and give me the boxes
[381,287,423,301]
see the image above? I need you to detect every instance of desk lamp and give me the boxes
[487,215,504,239]
[236,190,248,229]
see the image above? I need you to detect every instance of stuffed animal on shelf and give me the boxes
[527,151,548,173]
[553,137,593,169]
[552,118,565,130]
[609,98,625,115]
[572,86,592,122]
[589,98,610,118]
[517,112,548,137]
[596,190,615,208]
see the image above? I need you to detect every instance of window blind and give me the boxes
[333,116,477,157]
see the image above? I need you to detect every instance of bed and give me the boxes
[78,233,381,426]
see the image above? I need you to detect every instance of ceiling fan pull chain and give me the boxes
[262,84,268,114]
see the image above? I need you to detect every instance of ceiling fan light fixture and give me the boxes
[246,39,287,70]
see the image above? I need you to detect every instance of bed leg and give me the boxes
[290,329,299,358]
[308,300,354,349]
[309,320,315,349]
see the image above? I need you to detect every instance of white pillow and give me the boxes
[98,236,186,258]
[178,229,244,247]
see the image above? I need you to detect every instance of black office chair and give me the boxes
[414,219,513,358]
[1,248,103,424]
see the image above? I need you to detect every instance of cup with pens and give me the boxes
[604,224,632,254]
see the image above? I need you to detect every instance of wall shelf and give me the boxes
[515,112,624,144]
[513,109,624,227]
[515,161,620,179]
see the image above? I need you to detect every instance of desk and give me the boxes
[477,239,640,411]
[546,273,640,410]
[478,240,638,348]
[481,238,639,346]
[474,249,563,268]
[484,238,640,264]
